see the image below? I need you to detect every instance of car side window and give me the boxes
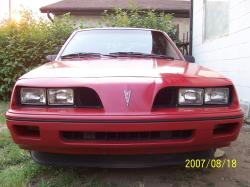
[152,31,180,59]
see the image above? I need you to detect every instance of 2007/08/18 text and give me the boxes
[185,159,237,169]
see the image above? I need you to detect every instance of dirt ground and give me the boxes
[75,124,250,187]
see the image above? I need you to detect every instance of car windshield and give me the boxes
[60,29,182,60]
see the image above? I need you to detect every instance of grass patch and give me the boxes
[0,129,41,187]
[0,101,8,124]
[0,102,117,186]
[0,128,117,187]
[0,129,36,186]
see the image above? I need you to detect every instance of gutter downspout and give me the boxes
[47,11,54,22]
[189,0,193,55]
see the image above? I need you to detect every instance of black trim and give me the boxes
[153,87,178,108]
[189,0,193,55]
[31,150,214,168]
[6,114,243,124]
[61,130,193,142]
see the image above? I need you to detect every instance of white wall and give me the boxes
[71,15,102,27]
[193,0,250,113]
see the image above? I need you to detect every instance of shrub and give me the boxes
[0,11,77,100]
[102,8,178,42]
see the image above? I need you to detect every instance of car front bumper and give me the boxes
[6,110,243,155]
[30,150,215,168]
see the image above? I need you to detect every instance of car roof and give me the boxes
[75,27,164,33]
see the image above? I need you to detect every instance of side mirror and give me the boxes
[46,54,57,62]
[184,55,195,63]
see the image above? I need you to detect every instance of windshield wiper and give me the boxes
[60,52,100,59]
[60,52,103,59]
[61,52,174,60]
[109,52,174,60]
[60,52,120,59]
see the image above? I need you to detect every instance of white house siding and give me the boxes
[192,0,250,117]
[67,15,102,27]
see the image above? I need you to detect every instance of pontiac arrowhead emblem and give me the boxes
[123,90,132,107]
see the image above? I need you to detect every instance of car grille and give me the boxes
[61,130,193,142]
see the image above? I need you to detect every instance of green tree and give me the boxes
[102,8,178,41]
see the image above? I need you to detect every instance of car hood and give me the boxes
[21,58,226,79]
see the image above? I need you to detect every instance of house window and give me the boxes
[204,0,230,40]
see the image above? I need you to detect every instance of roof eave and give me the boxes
[40,8,190,18]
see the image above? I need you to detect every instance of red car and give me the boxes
[6,28,243,167]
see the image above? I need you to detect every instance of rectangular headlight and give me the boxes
[21,88,46,105]
[48,89,74,105]
[205,87,229,105]
[179,88,204,105]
